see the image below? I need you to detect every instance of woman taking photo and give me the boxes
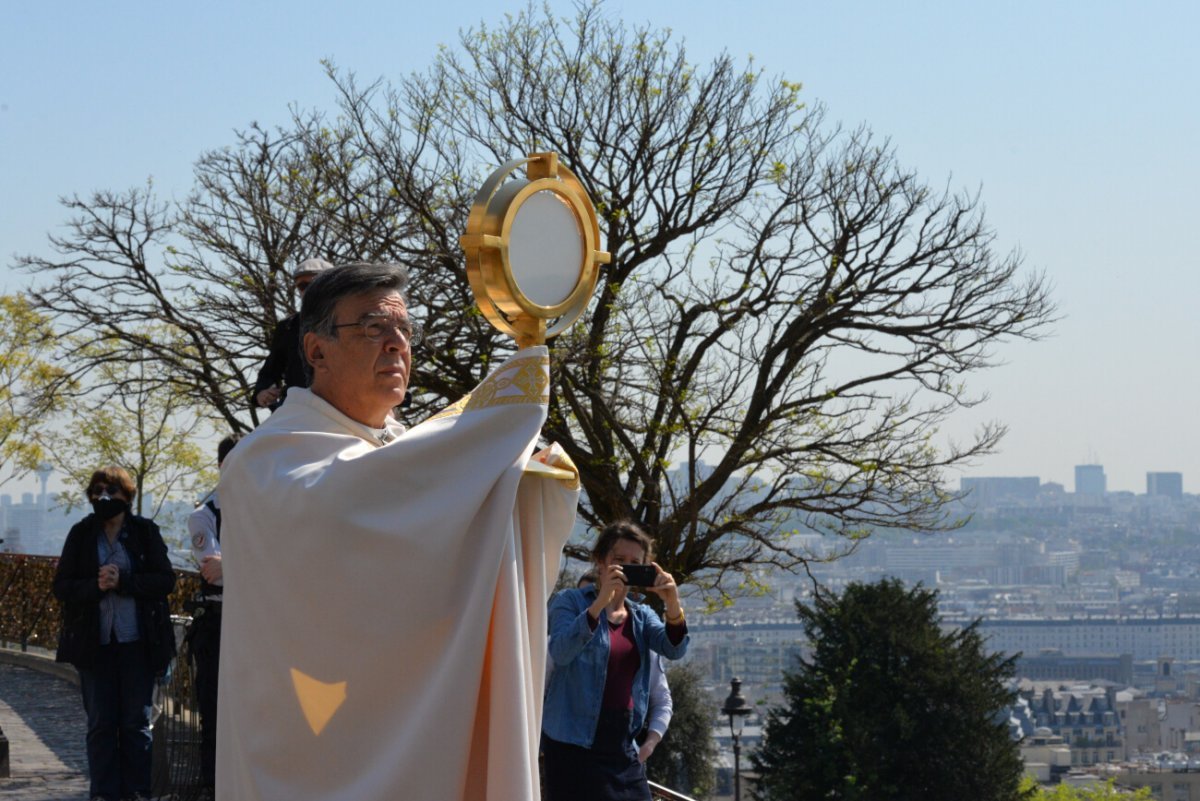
[542,520,689,801]
[53,466,176,801]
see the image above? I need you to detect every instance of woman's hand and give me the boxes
[587,563,628,620]
[646,563,683,620]
[97,564,119,592]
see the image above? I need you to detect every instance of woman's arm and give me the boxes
[641,604,689,660]
[51,526,102,604]
[547,589,601,666]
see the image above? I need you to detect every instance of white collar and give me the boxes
[283,388,407,447]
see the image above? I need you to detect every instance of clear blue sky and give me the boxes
[1,0,1197,494]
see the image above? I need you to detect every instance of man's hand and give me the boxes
[200,554,223,584]
[98,564,119,591]
[638,732,662,764]
[256,387,282,408]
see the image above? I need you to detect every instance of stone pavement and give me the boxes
[0,660,91,800]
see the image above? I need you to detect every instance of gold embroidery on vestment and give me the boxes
[425,356,550,422]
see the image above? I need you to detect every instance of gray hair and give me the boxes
[298,262,411,383]
[299,262,411,340]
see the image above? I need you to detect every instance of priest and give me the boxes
[216,262,580,800]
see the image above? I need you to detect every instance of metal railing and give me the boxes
[152,615,206,801]
[0,554,62,650]
[650,779,701,800]
[0,552,202,651]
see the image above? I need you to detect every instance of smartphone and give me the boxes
[619,564,658,587]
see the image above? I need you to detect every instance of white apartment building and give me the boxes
[963,617,1200,661]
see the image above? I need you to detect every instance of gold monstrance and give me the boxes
[460,152,610,478]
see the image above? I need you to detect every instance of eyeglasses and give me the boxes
[331,315,423,346]
[88,483,124,497]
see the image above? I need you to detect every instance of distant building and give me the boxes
[1019,728,1073,784]
[1,485,103,556]
[1017,649,1134,685]
[6,503,48,553]
[1021,685,1123,767]
[1075,465,1107,496]
[686,621,805,698]
[966,616,1200,661]
[1147,472,1184,500]
[984,565,1071,587]
[1117,696,1200,791]
[0,490,60,555]
[1117,768,1200,800]
[960,476,1041,507]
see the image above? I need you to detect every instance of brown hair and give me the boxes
[591,520,654,565]
[86,465,137,501]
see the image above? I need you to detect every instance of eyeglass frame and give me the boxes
[87,483,128,498]
[329,313,423,347]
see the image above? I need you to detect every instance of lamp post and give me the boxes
[722,677,751,801]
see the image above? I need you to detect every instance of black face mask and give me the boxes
[91,495,129,521]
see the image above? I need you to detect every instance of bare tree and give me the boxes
[17,114,421,434]
[321,3,1055,594]
[18,2,1055,596]
[39,333,216,523]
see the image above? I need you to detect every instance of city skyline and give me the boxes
[2,454,1193,501]
[2,1,1197,494]
[2,455,1190,556]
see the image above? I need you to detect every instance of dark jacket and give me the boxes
[53,513,177,674]
[252,312,308,409]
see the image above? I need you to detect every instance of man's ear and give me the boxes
[303,332,325,374]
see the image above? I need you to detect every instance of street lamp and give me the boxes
[722,677,752,801]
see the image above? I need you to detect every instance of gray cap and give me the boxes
[293,257,334,279]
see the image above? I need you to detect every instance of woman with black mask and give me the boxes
[52,466,176,801]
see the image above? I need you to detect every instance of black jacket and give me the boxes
[252,312,308,409]
[53,513,177,674]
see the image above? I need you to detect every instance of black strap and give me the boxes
[205,499,222,542]
[199,499,224,599]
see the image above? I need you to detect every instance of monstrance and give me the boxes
[460,152,610,478]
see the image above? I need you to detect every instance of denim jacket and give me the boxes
[542,586,688,748]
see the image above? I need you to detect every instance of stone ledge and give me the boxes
[0,648,78,686]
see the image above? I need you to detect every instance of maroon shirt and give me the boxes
[602,616,640,710]
[587,609,688,711]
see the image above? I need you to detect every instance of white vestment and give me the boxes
[215,347,579,801]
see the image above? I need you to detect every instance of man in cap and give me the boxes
[251,257,333,411]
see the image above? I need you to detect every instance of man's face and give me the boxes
[304,288,413,427]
